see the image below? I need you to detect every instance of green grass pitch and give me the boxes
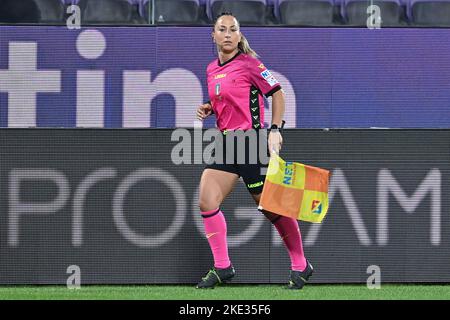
[0,284,449,300]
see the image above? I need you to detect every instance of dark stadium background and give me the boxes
[0,0,449,286]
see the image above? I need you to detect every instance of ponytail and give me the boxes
[238,33,259,58]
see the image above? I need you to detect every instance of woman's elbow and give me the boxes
[272,88,285,102]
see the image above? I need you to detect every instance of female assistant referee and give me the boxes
[196,12,313,289]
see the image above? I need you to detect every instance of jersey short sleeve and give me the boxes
[247,58,282,98]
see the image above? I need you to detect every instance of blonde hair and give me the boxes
[238,33,259,58]
[214,12,259,58]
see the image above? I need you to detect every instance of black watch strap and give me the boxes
[270,120,285,133]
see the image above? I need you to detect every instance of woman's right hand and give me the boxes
[196,103,213,121]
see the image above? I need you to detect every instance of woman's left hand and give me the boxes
[268,130,283,155]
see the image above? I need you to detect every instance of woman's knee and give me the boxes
[251,193,278,221]
[251,192,261,205]
[262,210,279,222]
[198,169,238,212]
[198,193,222,213]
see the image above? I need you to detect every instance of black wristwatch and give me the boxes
[270,124,280,133]
[270,120,285,133]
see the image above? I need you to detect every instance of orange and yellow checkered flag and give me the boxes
[258,154,330,223]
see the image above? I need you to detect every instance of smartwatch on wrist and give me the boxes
[270,124,280,133]
[270,120,285,134]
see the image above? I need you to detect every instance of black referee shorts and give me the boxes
[204,129,271,195]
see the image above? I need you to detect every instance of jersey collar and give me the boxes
[218,51,242,67]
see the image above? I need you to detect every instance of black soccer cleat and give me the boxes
[287,260,314,290]
[196,265,236,289]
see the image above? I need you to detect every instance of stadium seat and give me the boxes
[341,0,405,26]
[197,0,211,23]
[407,0,450,26]
[275,0,336,26]
[141,0,201,24]
[0,0,41,23]
[76,0,145,24]
[33,0,67,23]
[207,0,268,25]
[265,0,279,23]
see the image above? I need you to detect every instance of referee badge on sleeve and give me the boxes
[260,69,279,87]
